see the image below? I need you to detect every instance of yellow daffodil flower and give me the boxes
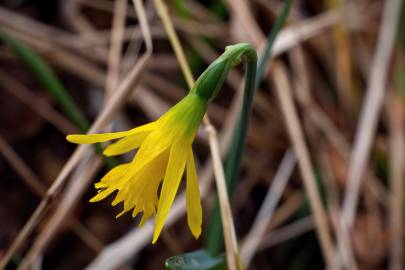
[67,92,206,243]
[66,43,256,243]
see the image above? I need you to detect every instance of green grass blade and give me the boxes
[0,31,90,132]
[171,0,190,19]
[205,0,294,255]
[255,0,294,87]
[0,31,117,167]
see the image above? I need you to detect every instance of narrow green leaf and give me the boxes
[0,31,117,167]
[0,31,89,132]
[205,0,294,255]
[210,0,228,20]
[255,0,294,87]
[171,0,190,19]
[165,250,226,270]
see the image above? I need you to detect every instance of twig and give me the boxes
[0,112,101,269]
[0,136,46,196]
[341,0,402,229]
[240,150,296,267]
[153,0,194,86]
[206,126,240,270]
[289,46,357,269]
[105,0,127,97]
[258,216,314,251]
[2,1,153,268]
[0,135,106,254]
[16,0,145,268]
[17,155,102,270]
[272,62,336,269]
[225,0,264,45]
[0,71,78,134]
[15,1,128,267]
[327,0,354,116]
[1,27,106,86]
[267,191,304,232]
[153,0,242,268]
[0,197,50,269]
[386,93,404,270]
[61,0,109,61]
[288,46,389,210]
[272,10,340,61]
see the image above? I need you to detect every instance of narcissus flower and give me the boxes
[67,92,207,243]
[66,43,256,243]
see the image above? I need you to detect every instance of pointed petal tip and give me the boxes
[152,222,164,244]
[115,211,125,218]
[102,148,113,157]
[151,234,158,244]
[191,227,202,239]
[66,134,78,143]
[66,134,96,144]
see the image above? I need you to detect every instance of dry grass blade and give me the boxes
[0,197,50,269]
[17,154,102,270]
[0,136,46,196]
[240,150,296,267]
[341,0,403,229]
[272,62,336,269]
[386,94,404,270]
[2,0,401,269]
[0,135,104,255]
[328,0,354,117]
[0,139,104,268]
[2,26,106,86]
[2,0,153,268]
[153,0,194,87]
[105,0,127,97]
[206,126,240,270]
[0,7,83,49]
[289,46,357,269]
[225,0,264,45]
[153,0,242,268]
[271,10,340,57]
[15,1,130,268]
[258,216,314,251]
[0,71,78,135]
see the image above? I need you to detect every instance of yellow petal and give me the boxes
[116,209,129,218]
[89,186,116,202]
[103,131,151,156]
[66,122,155,144]
[117,125,175,185]
[152,142,188,243]
[139,212,151,227]
[186,149,202,239]
[89,164,129,202]
[112,150,168,219]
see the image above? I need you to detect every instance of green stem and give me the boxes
[205,0,294,255]
[224,59,257,190]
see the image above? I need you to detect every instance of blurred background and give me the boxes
[0,0,404,269]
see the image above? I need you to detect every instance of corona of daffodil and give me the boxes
[66,43,255,243]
